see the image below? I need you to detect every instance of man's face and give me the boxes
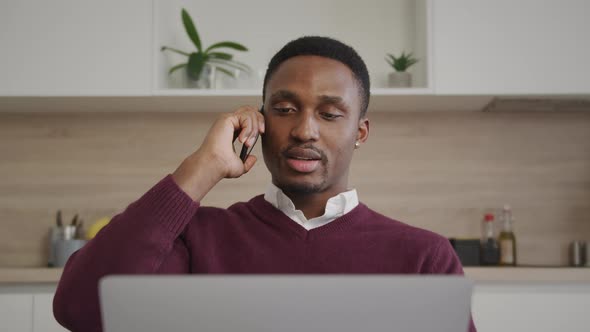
[261,55,369,195]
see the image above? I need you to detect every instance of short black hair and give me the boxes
[262,36,371,117]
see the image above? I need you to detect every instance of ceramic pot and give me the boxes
[388,71,412,87]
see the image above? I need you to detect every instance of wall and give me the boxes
[1,110,589,267]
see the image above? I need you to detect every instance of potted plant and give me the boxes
[385,51,419,87]
[161,8,250,88]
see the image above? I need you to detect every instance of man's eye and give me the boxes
[274,107,294,114]
[321,113,342,120]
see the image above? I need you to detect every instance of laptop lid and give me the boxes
[100,275,473,332]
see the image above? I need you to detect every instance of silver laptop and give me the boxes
[99,275,473,332]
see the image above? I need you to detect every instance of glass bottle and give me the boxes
[480,213,499,265]
[499,204,517,266]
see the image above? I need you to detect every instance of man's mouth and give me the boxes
[283,147,323,173]
[285,158,321,173]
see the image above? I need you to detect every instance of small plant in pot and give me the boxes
[161,8,250,89]
[385,51,419,88]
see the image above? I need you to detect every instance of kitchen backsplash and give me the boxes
[1,110,589,267]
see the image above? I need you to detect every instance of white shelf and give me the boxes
[0,94,493,113]
[150,0,443,111]
[154,0,431,91]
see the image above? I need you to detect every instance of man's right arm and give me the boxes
[52,106,265,332]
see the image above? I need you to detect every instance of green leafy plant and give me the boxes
[161,8,250,81]
[385,52,419,72]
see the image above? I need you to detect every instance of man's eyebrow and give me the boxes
[269,90,299,103]
[318,95,350,112]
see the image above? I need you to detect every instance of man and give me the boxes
[53,36,476,332]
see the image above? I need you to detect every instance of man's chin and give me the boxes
[275,178,327,195]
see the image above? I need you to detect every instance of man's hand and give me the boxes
[172,106,265,201]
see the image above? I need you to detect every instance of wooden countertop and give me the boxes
[1,267,589,284]
[464,266,590,282]
[0,268,63,284]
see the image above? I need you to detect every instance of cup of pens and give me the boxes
[48,210,87,268]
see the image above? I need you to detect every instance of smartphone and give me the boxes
[238,105,263,162]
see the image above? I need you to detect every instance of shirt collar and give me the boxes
[263,182,359,230]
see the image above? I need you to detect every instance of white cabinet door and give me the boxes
[32,294,67,332]
[433,0,590,94]
[0,0,152,96]
[0,294,33,332]
[472,284,590,332]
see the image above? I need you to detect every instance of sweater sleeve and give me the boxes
[428,238,478,332]
[53,175,199,332]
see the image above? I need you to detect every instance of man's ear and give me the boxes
[357,117,369,143]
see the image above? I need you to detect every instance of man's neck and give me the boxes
[287,194,326,219]
[283,187,345,219]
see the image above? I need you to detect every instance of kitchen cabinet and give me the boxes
[1,0,589,111]
[0,294,33,332]
[33,294,68,332]
[432,0,590,95]
[0,286,66,332]
[472,283,590,332]
[0,0,152,96]
[2,280,590,331]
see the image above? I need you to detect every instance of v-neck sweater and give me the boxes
[53,175,475,332]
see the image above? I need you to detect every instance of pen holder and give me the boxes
[48,226,62,267]
[54,239,87,267]
[48,225,79,267]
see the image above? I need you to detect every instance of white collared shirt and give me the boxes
[263,183,359,230]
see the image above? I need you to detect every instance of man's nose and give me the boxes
[290,110,320,142]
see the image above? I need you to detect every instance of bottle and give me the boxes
[499,204,517,266]
[480,213,499,265]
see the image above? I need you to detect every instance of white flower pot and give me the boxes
[388,72,412,88]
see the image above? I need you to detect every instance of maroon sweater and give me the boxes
[53,175,476,332]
